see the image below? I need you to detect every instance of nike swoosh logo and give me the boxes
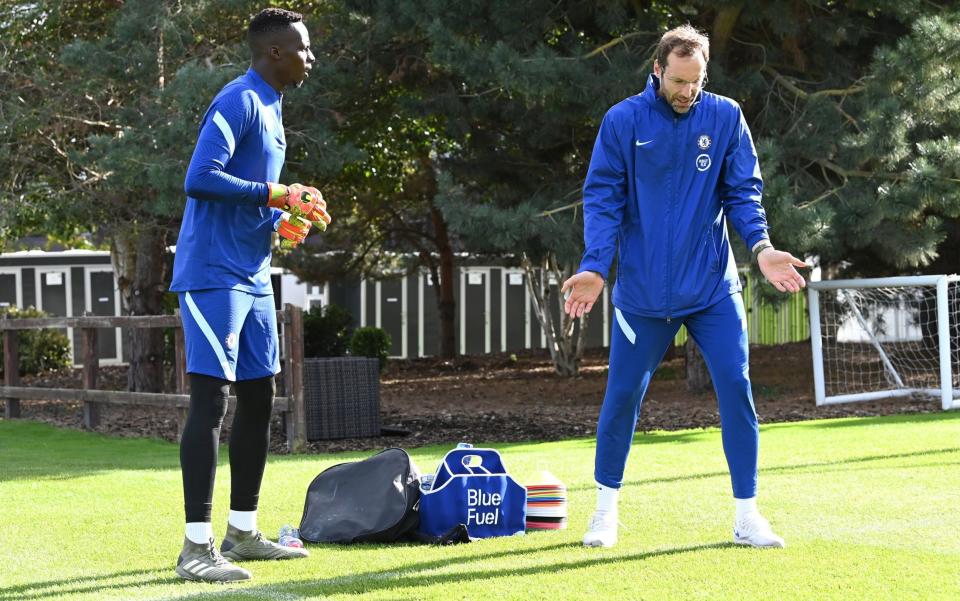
[635,140,654,146]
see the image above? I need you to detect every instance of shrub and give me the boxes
[162,291,180,367]
[303,303,354,358]
[0,306,71,376]
[349,327,391,372]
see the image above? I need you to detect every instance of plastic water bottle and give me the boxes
[278,524,304,548]
[456,442,473,449]
[420,473,435,492]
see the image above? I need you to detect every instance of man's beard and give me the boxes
[670,94,692,112]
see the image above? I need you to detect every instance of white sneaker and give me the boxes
[583,510,618,548]
[733,512,785,548]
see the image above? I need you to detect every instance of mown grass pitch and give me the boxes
[1,412,958,600]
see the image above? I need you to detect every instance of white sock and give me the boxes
[185,522,213,544]
[228,510,257,532]
[735,497,758,522]
[596,483,620,513]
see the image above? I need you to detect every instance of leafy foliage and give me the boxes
[0,307,71,376]
[3,0,959,363]
[349,327,391,372]
[303,303,354,358]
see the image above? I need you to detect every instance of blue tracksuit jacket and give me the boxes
[579,74,769,319]
[170,68,285,294]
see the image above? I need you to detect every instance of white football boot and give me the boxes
[733,512,785,548]
[583,510,618,548]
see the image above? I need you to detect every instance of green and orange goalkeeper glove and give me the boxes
[277,212,312,249]
[267,183,331,230]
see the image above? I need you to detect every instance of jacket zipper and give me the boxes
[666,115,679,323]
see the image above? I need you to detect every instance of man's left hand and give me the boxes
[277,212,312,247]
[758,248,808,293]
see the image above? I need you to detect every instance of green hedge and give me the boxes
[303,303,354,358]
[0,307,71,376]
[349,327,391,372]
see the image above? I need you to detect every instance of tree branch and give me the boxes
[53,114,123,130]
[797,183,845,210]
[582,31,651,59]
[761,66,867,98]
[42,131,111,184]
[761,65,866,130]
[815,159,960,184]
[538,199,583,217]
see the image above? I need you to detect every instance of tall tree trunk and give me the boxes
[111,222,169,392]
[711,2,744,60]
[430,203,457,358]
[685,338,712,393]
[522,252,590,376]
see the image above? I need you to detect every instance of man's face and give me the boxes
[654,50,707,114]
[274,22,315,89]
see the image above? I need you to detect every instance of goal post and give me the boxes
[808,275,960,410]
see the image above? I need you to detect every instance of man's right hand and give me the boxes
[267,183,332,226]
[561,271,605,318]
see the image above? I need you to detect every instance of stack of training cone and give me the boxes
[525,471,567,530]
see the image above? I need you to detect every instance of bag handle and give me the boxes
[432,448,509,489]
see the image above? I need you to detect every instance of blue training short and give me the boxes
[178,289,280,382]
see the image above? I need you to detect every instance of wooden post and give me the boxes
[173,312,189,441]
[282,308,295,452]
[283,304,307,453]
[80,327,100,429]
[3,330,20,419]
[290,304,306,451]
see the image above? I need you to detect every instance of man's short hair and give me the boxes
[248,7,303,49]
[654,25,710,69]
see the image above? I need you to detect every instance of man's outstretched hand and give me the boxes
[561,271,605,318]
[758,248,808,293]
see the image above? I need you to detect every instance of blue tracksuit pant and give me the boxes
[595,292,759,499]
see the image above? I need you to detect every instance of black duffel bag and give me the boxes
[299,447,421,543]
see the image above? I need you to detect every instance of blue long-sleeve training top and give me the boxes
[579,74,770,319]
[170,68,285,294]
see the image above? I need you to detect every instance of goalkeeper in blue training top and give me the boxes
[563,25,807,551]
[169,7,331,583]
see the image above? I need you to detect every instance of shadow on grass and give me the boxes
[4,410,957,482]
[0,539,745,600]
[484,430,716,453]
[775,410,960,430]
[475,406,960,455]
[0,421,180,482]
[565,446,960,492]
[0,419,708,483]
[0,567,178,601]
[169,541,740,600]
[0,541,575,600]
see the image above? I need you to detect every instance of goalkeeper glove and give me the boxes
[267,183,331,228]
[277,212,312,249]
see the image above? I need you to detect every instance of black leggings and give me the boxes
[180,373,275,523]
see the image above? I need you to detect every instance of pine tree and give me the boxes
[4,0,958,381]
[0,0,308,390]
[283,0,662,370]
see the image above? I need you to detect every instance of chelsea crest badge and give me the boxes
[697,134,711,150]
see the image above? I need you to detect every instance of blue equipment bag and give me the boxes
[418,447,527,539]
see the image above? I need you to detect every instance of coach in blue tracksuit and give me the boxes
[562,25,807,549]
[169,8,331,583]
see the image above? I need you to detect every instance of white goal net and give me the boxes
[808,275,960,410]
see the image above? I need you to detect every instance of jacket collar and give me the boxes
[641,73,701,119]
[245,67,283,103]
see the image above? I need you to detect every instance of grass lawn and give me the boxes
[1,412,958,600]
